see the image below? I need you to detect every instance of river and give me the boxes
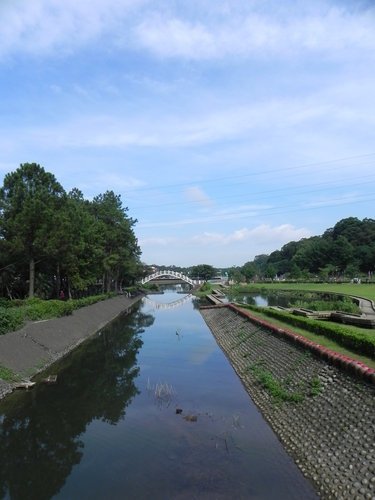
[0,287,317,499]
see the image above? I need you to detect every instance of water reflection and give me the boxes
[0,305,154,500]
[143,294,193,310]
[0,291,317,499]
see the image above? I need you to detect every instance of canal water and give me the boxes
[0,287,317,499]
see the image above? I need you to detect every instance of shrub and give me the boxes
[0,293,117,335]
[25,299,75,321]
[0,307,25,335]
[294,298,360,314]
[71,293,113,309]
[240,305,375,358]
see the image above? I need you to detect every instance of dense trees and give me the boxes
[190,264,217,281]
[0,164,141,299]
[0,164,65,297]
[237,217,375,282]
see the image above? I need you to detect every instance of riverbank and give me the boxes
[0,294,142,400]
[200,305,375,499]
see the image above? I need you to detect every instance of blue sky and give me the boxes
[1,0,374,268]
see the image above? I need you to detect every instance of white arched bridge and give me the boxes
[143,294,193,310]
[140,270,202,286]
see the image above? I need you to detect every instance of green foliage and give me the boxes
[199,282,212,292]
[248,357,322,403]
[0,294,116,335]
[228,266,245,284]
[310,377,322,396]
[0,307,25,335]
[194,282,214,298]
[238,282,375,303]
[24,299,75,321]
[249,362,304,403]
[140,282,159,291]
[241,261,257,281]
[0,165,143,300]
[71,294,115,309]
[241,304,375,358]
[293,295,360,314]
[190,264,217,281]
[0,364,19,382]
[0,163,66,298]
[240,217,375,279]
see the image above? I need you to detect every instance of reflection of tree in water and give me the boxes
[0,305,154,500]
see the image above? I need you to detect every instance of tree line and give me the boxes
[0,163,142,299]
[229,217,375,283]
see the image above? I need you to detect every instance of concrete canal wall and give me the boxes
[0,295,142,400]
[200,304,375,500]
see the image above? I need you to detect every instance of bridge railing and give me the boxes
[140,270,202,286]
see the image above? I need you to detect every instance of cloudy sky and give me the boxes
[1,0,374,268]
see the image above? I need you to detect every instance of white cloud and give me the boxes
[77,172,145,196]
[7,69,374,157]
[134,7,375,60]
[0,0,145,59]
[1,1,374,63]
[138,223,313,266]
[137,209,263,228]
[217,204,273,215]
[191,224,311,245]
[184,186,214,207]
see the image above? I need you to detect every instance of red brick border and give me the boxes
[200,303,375,384]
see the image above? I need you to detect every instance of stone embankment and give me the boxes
[0,295,142,400]
[200,305,375,500]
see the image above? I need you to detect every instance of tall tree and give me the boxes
[0,163,65,297]
[190,264,216,281]
[241,261,257,282]
[90,191,140,293]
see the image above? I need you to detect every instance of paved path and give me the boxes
[354,296,375,317]
[0,295,142,398]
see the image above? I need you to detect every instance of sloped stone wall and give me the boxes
[201,306,375,499]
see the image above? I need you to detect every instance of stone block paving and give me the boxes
[201,307,375,500]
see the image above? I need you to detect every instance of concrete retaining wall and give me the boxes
[200,304,375,499]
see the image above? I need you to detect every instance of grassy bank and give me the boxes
[0,293,117,336]
[236,305,375,369]
[197,283,375,367]
[231,282,375,302]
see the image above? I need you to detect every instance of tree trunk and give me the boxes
[106,272,111,293]
[29,257,35,298]
[6,285,13,300]
[67,277,72,300]
[56,262,61,299]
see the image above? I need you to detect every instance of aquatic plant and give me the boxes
[146,378,176,407]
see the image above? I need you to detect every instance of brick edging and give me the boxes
[201,303,375,384]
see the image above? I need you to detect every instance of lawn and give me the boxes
[225,281,375,368]
[240,282,375,302]
[239,306,375,369]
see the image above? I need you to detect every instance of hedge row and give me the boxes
[239,304,375,359]
[0,294,116,335]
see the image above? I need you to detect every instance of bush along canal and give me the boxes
[200,304,375,500]
[0,286,318,499]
